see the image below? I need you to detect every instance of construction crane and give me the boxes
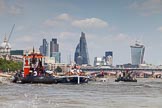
[4,24,15,55]
[7,24,15,43]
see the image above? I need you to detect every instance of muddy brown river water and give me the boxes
[0,78,162,108]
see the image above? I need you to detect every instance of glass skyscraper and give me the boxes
[130,41,145,65]
[50,38,59,54]
[39,38,61,63]
[105,51,113,66]
[74,44,80,63]
[74,32,89,65]
[50,38,61,63]
[39,39,48,56]
[43,39,48,56]
[51,52,61,63]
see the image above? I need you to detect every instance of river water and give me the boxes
[0,78,162,108]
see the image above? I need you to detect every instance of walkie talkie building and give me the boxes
[130,41,145,65]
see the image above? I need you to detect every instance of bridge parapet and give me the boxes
[81,67,162,72]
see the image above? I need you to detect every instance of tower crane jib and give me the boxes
[7,24,15,42]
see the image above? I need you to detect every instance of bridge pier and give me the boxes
[77,76,80,84]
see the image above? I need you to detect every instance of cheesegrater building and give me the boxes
[74,32,90,65]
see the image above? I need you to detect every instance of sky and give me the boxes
[1,0,162,65]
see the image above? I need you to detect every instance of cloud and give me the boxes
[0,0,6,14]
[72,18,108,29]
[13,34,40,50]
[56,13,72,21]
[130,0,162,16]
[44,19,61,27]
[112,33,130,41]
[8,4,23,15]
[0,0,23,15]
[43,13,73,27]
[157,26,162,32]
[15,25,24,31]
[44,13,108,29]
[15,35,33,42]
[59,32,77,39]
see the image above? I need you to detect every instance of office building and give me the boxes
[39,45,43,55]
[39,38,61,63]
[51,52,61,63]
[39,39,49,56]
[74,32,90,65]
[130,41,145,65]
[10,50,24,55]
[50,38,59,53]
[43,39,49,56]
[94,57,102,66]
[74,44,80,64]
[105,51,113,66]
[50,38,61,63]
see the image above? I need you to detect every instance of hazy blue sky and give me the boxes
[1,0,162,65]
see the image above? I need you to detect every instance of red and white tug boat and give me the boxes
[13,48,58,84]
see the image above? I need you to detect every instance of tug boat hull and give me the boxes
[20,76,58,84]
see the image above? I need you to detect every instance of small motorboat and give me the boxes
[56,76,88,84]
[115,77,137,82]
[115,70,137,82]
[66,76,88,84]
[55,65,89,84]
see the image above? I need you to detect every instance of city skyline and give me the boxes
[1,0,162,65]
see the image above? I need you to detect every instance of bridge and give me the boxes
[80,67,162,78]
[81,67,162,72]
